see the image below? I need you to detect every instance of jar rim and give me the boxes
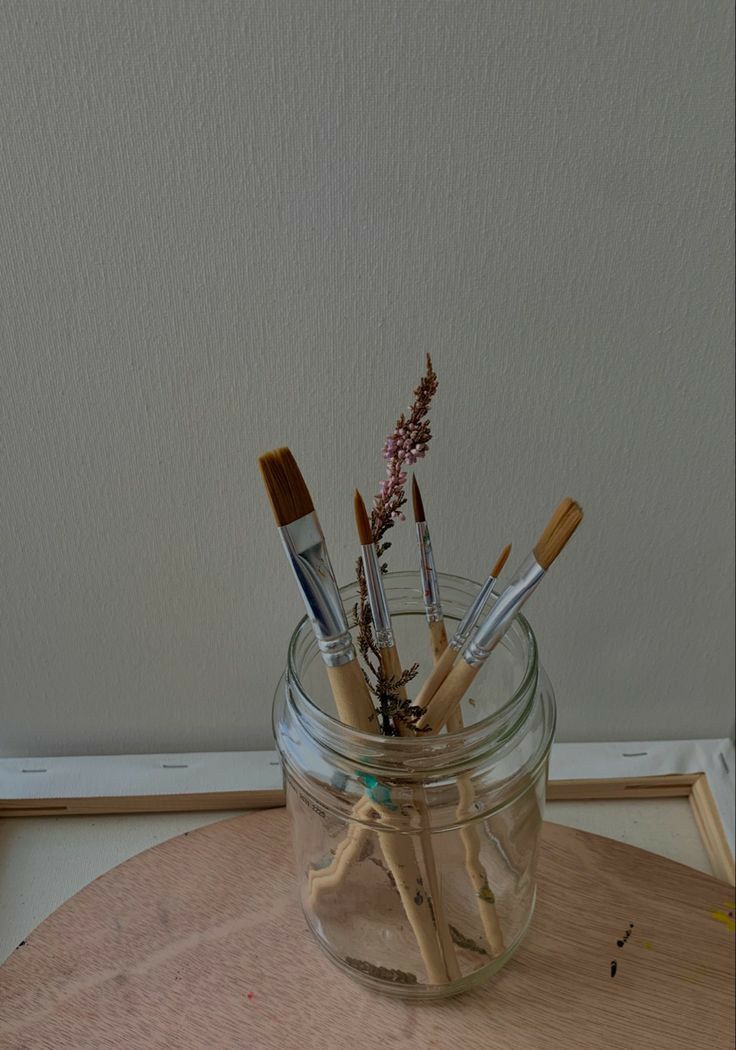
[285,570,540,774]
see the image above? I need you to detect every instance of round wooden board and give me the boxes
[0,811,733,1050]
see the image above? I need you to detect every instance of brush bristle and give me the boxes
[354,489,373,546]
[533,498,583,570]
[258,447,314,527]
[491,543,512,578]
[411,476,426,523]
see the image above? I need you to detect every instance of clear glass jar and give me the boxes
[273,572,556,999]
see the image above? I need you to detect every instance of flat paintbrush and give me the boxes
[416,498,583,734]
[261,451,453,984]
[259,448,375,732]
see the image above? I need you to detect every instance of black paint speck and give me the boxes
[629,922,634,928]
[611,960,617,978]
[617,940,624,948]
[16,941,26,949]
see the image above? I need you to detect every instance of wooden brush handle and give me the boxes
[325,647,455,983]
[376,829,453,985]
[414,644,457,712]
[417,658,479,733]
[325,659,376,733]
[458,826,505,954]
[382,640,460,978]
[376,643,460,978]
[379,644,407,700]
[427,620,464,732]
[308,793,454,982]
[445,704,465,734]
[429,621,505,954]
[309,660,375,900]
[428,619,449,663]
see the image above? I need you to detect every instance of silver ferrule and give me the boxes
[415,522,443,623]
[450,573,496,651]
[361,543,394,649]
[279,513,355,668]
[463,554,545,667]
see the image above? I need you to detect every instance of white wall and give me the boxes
[1,1,733,756]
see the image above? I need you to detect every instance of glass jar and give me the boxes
[273,572,556,999]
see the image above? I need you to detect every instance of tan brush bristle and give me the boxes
[258,447,314,527]
[535,498,575,556]
[533,498,583,570]
[491,543,512,578]
[354,490,373,546]
[544,496,575,538]
[411,475,426,523]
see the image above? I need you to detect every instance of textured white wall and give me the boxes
[1,1,733,756]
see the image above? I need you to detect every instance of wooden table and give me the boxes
[0,810,733,1048]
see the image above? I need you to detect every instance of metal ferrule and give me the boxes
[361,543,394,650]
[279,513,355,668]
[450,573,497,651]
[415,522,443,623]
[463,554,545,667]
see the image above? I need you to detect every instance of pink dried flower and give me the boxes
[353,354,439,734]
[368,356,437,544]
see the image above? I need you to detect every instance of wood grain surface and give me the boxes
[0,810,733,1049]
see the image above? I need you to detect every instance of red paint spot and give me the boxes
[247,992,254,1000]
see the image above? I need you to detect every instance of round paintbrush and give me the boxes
[354,489,408,707]
[410,477,508,955]
[413,542,512,721]
[411,476,448,662]
[355,487,462,980]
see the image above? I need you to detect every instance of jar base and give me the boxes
[304,891,537,1001]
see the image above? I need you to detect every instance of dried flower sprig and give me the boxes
[354,355,439,734]
[371,355,438,548]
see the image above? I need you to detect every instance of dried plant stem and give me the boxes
[355,355,438,732]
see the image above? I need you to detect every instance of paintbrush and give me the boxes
[354,489,409,711]
[261,456,454,983]
[259,448,375,732]
[411,476,448,664]
[412,542,512,721]
[410,477,507,955]
[355,486,462,980]
[416,498,583,733]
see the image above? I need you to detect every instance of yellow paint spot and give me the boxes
[642,940,653,950]
[710,910,735,933]
[724,901,735,910]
